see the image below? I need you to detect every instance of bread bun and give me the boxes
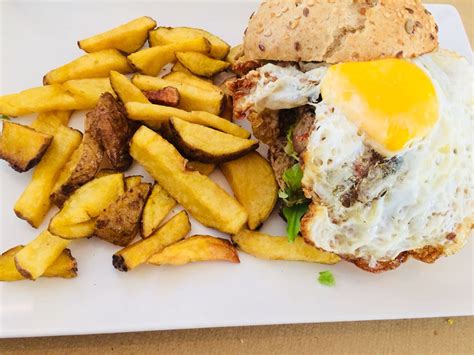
[244,0,439,63]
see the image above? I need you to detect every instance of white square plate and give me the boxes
[0,1,472,338]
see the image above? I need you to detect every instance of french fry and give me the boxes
[109,70,150,104]
[50,132,104,208]
[0,245,77,281]
[148,235,239,266]
[44,49,132,85]
[130,126,248,234]
[163,71,220,93]
[226,44,244,65]
[125,175,143,190]
[132,74,223,115]
[220,152,278,230]
[176,51,230,77]
[95,182,151,246]
[149,27,230,59]
[0,121,53,172]
[62,78,115,109]
[14,126,82,228]
[185,161,215,176]
[127,37,211,76]
[141,183,177,238]
[0,85,79,117]
[113,211,190,271]
[0,79,114,117]
[232,230,341,264]
[125,103,249,138]
[167,117,258,163]
[171,62,194,75]
[31,111,73,136]
[49,173,125,239]
[14,231,71,280]
[78,16,157,54]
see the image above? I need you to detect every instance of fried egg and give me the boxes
[245,49,473,268]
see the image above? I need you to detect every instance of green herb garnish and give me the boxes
[0,114,10,121]
[318,271,335,286]
[283,203,309,242]
[283,163,304,192]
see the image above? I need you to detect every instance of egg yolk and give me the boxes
[321,59,439,155]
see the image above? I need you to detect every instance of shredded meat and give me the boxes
[269,137,296,190]
[292,106,316,154]
[231,60,262,76]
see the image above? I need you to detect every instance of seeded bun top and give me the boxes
[243,0,439,63]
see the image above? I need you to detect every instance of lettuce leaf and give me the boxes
[282,202,309,242]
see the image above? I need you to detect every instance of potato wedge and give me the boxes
[0,245,77,281]
[125,103,249,138]
[127,37,211,76]
[14,231,71,280]
[44,49,132,85]
[132,75,223,115]
[78,16,157,54]
[62,78,115,109]
[50,133,104,207]
[109,70,150,104]
[0,121,53,172]
[125,175,143,190]
[148,235,239,266]
[49,173,125,239]
[130,126,247,234]
[220,152,278,230]
[168,117,258,163]
[14,126,82,228]
[232,230,341,264]
[171,62,194,76]
[185,161,215,175]
[163,71,219,93]
[176,51,230,77]
[141,183,177,238]
[31,111,73,136]
[95,182,151,246]
[149,27,230,59]
[143,87,180,107]
[88,93,134,171]
[113,210,190,271]
[226,44,244,65]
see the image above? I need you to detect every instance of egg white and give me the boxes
[244,50,473,266]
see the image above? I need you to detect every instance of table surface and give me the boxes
[2,1,473,354]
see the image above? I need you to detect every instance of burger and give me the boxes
[227,0,473,272]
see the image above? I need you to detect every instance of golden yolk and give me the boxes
[321,59,439,155]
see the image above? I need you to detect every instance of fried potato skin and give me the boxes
[127,38,211,77]
[44,49,132,85]
[49,173,125,239]
[125,102,249,138]
[88,93,134,171]
[148,235,239,266]
[0,246,77,281]
[78,16,157,54]
[113,211,191,271]
[0,121,53,172]
[132,75,223,115]
[130,126,248,234]
[148,26,230,59]
[185,161,215,176]
[141,183,177,238]
[167,117,258,164]
[95,182,151,246]
[220,152,278,230]
[14,231,71,280]
[14,126,82,228]
[176,51,230,77]
[232,230,340,264]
